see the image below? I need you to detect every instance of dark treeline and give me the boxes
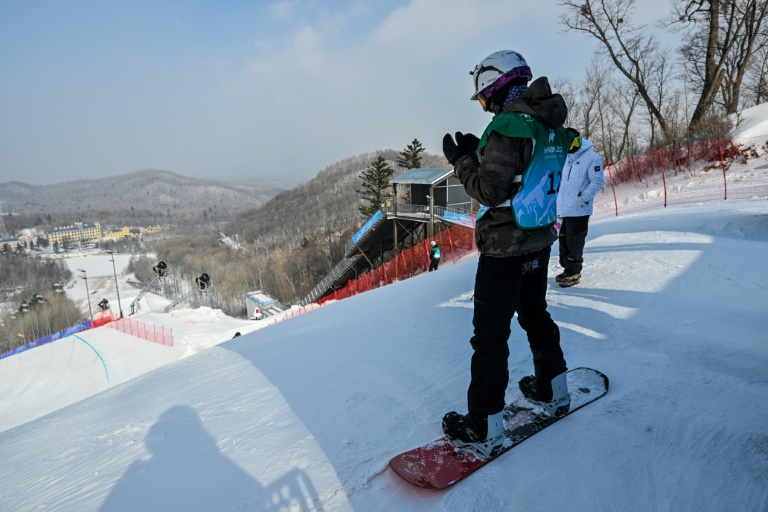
[0,254,72,297]
[0,255,81,353]
[127,231,341,316]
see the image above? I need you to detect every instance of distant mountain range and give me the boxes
[0,169,299,221]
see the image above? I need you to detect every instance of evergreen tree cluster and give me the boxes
[357,138,426,218]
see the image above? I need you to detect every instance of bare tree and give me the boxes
[582,56,616,159]
[742,42,768,105]
[560,0,674,140]
[607,80,642,159]
[555,56,617,161]
[724,8,768,110]
[674,0,768,122]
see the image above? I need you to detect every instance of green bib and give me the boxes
[477,112,574,229]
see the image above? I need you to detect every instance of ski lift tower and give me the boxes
[0,202,7,238]
[129,261,168,315]
[163,273,211,313]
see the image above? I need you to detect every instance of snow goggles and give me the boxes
[477,91,490,111]
[570,137,582,152]
[473,65,532,111]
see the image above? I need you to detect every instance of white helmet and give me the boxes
[470,50,532,100]
[431,241,437,246]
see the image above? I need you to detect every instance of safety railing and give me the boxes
[107,317,173,347]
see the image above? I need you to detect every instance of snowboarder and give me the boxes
[429,241,441,272]
[440,50,574,457]
[555,128,605,287]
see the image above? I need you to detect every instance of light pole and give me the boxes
[107,251,124,318]
[78,269,94,326]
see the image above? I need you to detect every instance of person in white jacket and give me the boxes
[555,128,604,287]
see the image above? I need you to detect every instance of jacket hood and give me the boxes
[505,77,568,129]
[571,137,595,158]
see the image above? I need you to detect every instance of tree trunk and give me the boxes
[690,0,723,128]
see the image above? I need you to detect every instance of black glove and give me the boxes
[442,133,461,165]
[455,132,480,154]
[443,132,480,166]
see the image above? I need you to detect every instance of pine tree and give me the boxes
[356,156,394,218]
[397,138,425,170]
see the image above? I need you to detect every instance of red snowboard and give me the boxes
[389,367,609,489]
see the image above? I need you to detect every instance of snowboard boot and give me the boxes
[559,273,581,288]
[555,272,567,283]
[518,372,571,417]
[442,410,505,459]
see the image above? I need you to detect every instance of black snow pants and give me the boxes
[558,215,590,275]
[467,248,567,418]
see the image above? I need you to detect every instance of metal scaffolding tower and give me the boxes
[0,203,7,238]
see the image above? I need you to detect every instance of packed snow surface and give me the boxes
[1,200,767,511]
[733,102,768,138]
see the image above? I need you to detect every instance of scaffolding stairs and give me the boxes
[129,275,162,315]
[164,289,202,313]
[301,256,361,306]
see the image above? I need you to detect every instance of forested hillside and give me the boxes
[228,150,449,256]
[132,149,450,311]
[0,169,296,230]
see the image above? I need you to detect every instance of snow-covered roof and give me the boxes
[391,168,453,186]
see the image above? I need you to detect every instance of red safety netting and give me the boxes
[317,223,477,306]
[592,134,768,220]
[297,134,768,313]
[107,317,174,347]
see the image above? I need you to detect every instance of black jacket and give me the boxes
[454,77,569,257]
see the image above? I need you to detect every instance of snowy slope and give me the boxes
[0,199,766,511]
[733,102,768,138]
[0,251,292,433]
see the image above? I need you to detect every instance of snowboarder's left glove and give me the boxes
[455,132,480,154]
[443,132,478,166]
[578,193,589,206]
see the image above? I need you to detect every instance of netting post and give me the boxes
[606,163,618,217]
[448,227,456,265]
[717,138,727,200]
[657,149,667,207]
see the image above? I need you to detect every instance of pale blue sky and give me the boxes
[0,0,674,185]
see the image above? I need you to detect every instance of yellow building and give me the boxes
[46,221,102,246]
[140,224,167,235]
[102,224,167,239]
[103,226,133,239]
[0,237,19,251]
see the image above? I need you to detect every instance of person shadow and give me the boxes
[100,406,324,511]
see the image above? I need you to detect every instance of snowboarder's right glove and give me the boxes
[442,133,462,165]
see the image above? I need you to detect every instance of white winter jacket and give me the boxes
[556,138,605,217]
